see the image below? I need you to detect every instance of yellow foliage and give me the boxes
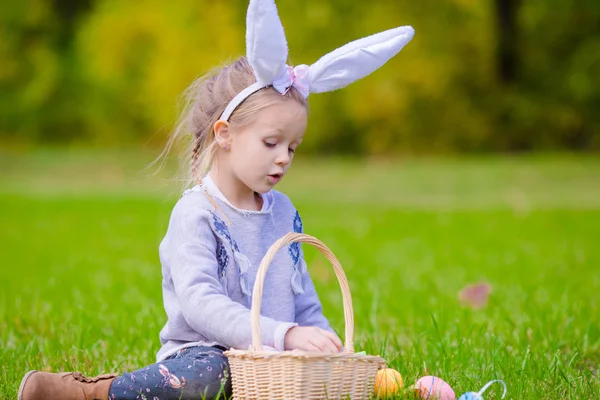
[1,0,598,152]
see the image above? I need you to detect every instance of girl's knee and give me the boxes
[184,358,231,399]
[109,349,231,400]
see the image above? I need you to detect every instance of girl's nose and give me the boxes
[275,148,291,166]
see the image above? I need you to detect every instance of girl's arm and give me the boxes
[294,269,334,332]
[290,209,335,333]
[166,199,296,351]
[172,239,296,350]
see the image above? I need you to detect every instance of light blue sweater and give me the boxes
[156,176,332,361]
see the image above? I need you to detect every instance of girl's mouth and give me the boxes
[267,174,282,184]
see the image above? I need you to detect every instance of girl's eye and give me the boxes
[288,148,296,154]
[264,141,277,148]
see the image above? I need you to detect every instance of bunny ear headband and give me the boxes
[219,0,415,121]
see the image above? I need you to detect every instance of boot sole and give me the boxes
[17,370,38,400]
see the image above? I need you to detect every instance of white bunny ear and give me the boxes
[220,3,415,121]
[307,26,415,93]
[246,0,289,86]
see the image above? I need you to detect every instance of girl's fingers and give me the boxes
[324,334,340,353]
[309,336,335,354]
[308,338,327,354]
[320,333,340,354]
[321,330,343,351]
[304,341,323,353]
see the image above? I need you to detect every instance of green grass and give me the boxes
[1,149,599,399]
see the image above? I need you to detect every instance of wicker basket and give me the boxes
[224,232,385,399]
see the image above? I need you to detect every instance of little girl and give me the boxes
[18,1,413,399]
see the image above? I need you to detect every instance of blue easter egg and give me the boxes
[458,393,482,400]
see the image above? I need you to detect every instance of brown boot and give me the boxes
[18,370,118,400]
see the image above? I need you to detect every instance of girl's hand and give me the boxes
[284,326,343,353]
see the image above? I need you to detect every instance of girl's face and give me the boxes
[227,99,307,194]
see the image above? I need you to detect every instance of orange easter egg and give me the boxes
[374,368,404,397]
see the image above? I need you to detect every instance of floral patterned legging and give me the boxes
[109,346,232,400]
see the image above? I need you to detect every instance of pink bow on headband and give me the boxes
[272,64,310,98]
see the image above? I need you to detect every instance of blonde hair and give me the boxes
[158,56,308,189]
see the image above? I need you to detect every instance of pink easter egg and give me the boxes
[413,376,456,400]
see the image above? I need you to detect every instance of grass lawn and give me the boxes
[1,149,599,399]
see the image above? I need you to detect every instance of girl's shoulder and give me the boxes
[271,190,304,233]
[167,186,218,231]
[270,189,297,213]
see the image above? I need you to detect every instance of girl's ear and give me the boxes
[213,120,232,149]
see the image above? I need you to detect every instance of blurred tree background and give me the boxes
[1,0,599,154]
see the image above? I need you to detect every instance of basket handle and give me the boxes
[251,232,355,353]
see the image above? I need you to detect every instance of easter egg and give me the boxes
[458,392,482,400]
[374,368,403,397]
[413,376,456,400]
[458,379,507,400]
